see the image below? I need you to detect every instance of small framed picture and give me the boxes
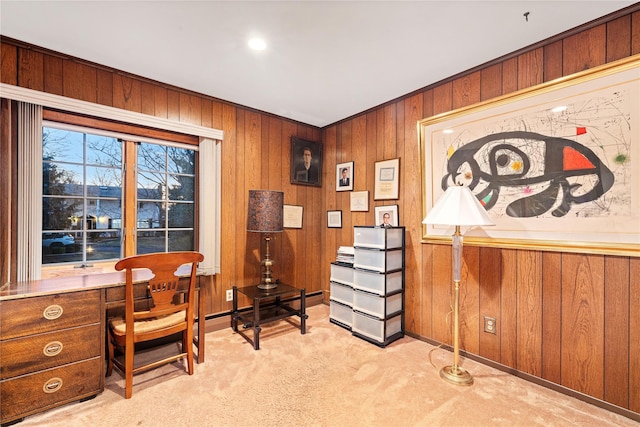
[374,205,399,227]
[327,210,342,228]
[374,158,400,200]
[350,191,369,212]
[283,204,303,228]
[335,161,354,192]
[290,137,322,187]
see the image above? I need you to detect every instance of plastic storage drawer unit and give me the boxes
[353,248,403,273]
[330,281,353,306]
[353,290,402,319]
[329,300,353,330]
[352,311,403,345]
[354,227,404,249]
[330,263,354,286]
[353,269,402,296]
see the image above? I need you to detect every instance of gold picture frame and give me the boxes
[419,55,640,256]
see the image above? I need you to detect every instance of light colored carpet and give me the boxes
[19,304,637,427]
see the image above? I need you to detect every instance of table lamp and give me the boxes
[247,190,284,290]
[422,184,494,386]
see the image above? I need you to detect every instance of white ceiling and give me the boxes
[1,1,636,127]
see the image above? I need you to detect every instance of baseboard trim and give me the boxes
[405,332,640,423]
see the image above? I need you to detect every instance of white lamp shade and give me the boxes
[422,185,495,227]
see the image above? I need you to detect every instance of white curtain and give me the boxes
[198,137,221,274]
[17,102,43,281]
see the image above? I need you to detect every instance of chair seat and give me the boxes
[110,310,186,336]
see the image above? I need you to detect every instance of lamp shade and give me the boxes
[422,185,494,227]
[247,190,284,232]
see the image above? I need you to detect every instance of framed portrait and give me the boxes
[374,205,399,227]
[283,204,303,229]
[350,191,369,212]
[327,210,342,228]
[336,161,354,191]
[290,137,322,187]
[374,158,400,200]
[419,56,640,256]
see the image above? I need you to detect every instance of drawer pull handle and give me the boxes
[43,377,63,394]
[43,341,63,357]
[43,304,64,320]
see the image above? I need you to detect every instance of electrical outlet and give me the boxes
[483,316,497,334]
[226,289,233,302]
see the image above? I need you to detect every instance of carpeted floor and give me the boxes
[18,304,638,426]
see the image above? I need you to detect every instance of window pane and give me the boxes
[168,175,194,201]
[43,162,83,196]
[137,201,163,229]
[137,230,166,254]
[42,197,83,230]
[86,134,121,165]
[138,144,166,172]
[86,166,122,192]
[42,232,81,264]
[168,230,194,252]
[86,230,122,261]
[43,128,83,163]
[168,147,195,174]
[167,202,193,228]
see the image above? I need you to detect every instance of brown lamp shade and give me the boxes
[247,190,284,233]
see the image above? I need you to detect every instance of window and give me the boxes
[42,124,196,266]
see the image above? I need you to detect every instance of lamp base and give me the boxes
[439,365,474,386]
[257,282,278,290]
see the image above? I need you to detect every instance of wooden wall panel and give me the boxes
[480,63,502,101]
[606,15,632,62]
[478,247,501,361]
[603,256,630,408]
[43,54,63,96]
[517,48,543,90]
[630,258,640,413]
[561,253,605,398]
[452,71,480,110]
[633,11,640,55]
[96,69,113,107]
[541,252,562,384]
[543,40,563,82]
[500,249,517,368]
[18,48,43,91]
[562,25,607,74]
[516,250,542,376]
[460,246,480,354]
[112,74,141,112]
[1,42,17,85]
[62,61,97,103]
[431,244,452,344]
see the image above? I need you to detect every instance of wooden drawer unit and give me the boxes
[0,358,102,422]
[0,290,104,425]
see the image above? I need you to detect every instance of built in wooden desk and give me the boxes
[0,268,206,425]
[231,283,307,350]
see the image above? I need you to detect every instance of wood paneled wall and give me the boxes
[320,9,640,416]
[0,37,321,315]
[1,4,639,418]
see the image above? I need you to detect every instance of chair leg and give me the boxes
[125,342,134,399]
[185,329,194,375]
[106,334,114,377]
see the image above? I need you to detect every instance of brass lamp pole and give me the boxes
[422,184,494,386]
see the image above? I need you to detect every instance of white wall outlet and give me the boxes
[226,289,233,302]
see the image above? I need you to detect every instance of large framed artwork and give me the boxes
[419,56,640,256]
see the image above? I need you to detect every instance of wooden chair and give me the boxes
[106,251,204,398]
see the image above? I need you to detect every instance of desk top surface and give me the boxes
[0,266,201,301]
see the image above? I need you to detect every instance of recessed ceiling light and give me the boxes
[248,37,267,51]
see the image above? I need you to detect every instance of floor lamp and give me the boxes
[422,184,494,386]
[247,190,284,290]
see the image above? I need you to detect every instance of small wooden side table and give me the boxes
[231,283,307,350]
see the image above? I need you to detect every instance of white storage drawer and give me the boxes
[354,248,403,272]
[330,300,353,328]
[353,269,403,296]
[354,226,404,249]
[330,263,354,286]
[353,290,402,319]
[352,311,402,343]
[330,281,353,306]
